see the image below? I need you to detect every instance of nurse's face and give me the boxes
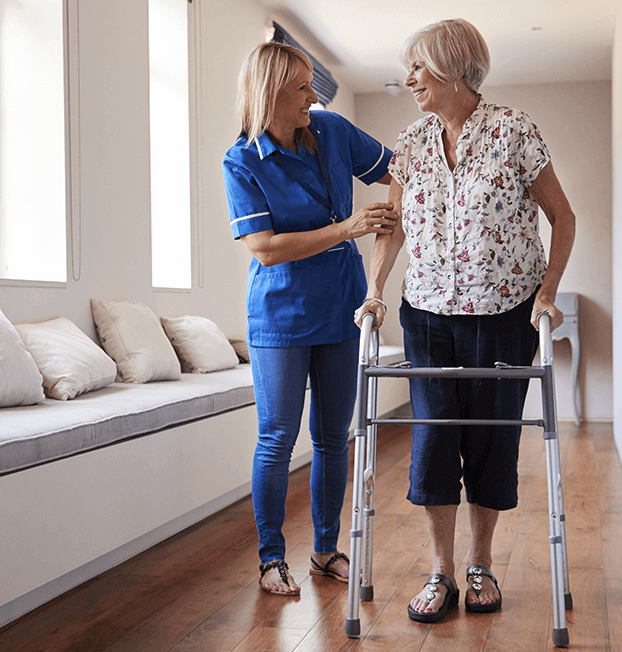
[271,61,319,134]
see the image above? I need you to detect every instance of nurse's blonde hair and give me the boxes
[237,41,316,152]
[400,19,490,93]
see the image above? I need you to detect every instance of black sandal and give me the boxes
[309,552,349,583]
[465,564,502,612]
[407,573,459,623]
[259,560,300,596]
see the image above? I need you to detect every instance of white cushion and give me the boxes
[14,317,117,400]
[91,299,181,384]
[0,308,45,407]
[161,315,239,373]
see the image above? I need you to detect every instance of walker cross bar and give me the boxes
[345,312,572,648]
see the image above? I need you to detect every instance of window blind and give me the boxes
[272,22,338,106]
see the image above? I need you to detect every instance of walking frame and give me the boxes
[345,312,572,648]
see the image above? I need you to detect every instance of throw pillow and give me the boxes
[0,308,45,407]
[161,315,239,373]
[15,317,117,400]
[91,299,181,383]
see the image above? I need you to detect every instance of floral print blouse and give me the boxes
[389,97,550,316]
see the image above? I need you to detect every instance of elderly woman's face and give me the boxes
[271,61,319,133]
[404,62,452,113]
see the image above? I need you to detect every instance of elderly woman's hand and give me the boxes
[354,298,387,331]
[531,290,564,331]
[340,203,398,240]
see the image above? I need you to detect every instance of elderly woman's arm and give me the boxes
[354,178,405,330]
[241,201,397,267]
[529,161,576,331]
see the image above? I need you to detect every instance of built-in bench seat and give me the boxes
[0,366,255,477]
[0,344,405,478]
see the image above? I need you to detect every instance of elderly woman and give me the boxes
[222,42,397,596]
[356,19,575,622]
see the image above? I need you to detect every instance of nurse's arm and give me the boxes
[354,178,404,330]
[240,202,398,267]
[376,172,392,185]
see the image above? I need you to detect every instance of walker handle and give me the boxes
[537,312,553,339]
[360,311,377,331]
[537,312,554,364]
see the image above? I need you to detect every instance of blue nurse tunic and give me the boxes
[222,111,392,347]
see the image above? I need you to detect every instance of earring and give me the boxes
[454,80,458,92]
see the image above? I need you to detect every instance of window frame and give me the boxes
[0,0,80,288]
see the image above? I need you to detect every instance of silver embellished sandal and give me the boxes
[465,564,502,613]
[407,573,459,623]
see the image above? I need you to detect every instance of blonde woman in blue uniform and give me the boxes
[222,41,397,596]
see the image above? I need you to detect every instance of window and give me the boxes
[0,0,67,283]
[148,0,192,289]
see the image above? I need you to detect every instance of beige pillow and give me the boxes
[161,315,239,373]
[14,317,117,400]
[229,338,249,364]
[0,308,45,407]
[91,299,181,383]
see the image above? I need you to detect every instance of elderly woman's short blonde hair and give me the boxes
[237,41,315,151]
[400,19,490,93]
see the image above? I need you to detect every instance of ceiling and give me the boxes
[262,0,619,93]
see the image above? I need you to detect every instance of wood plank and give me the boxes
[229,627,309,652]
[483,531,552,651]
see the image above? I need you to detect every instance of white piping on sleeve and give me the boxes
[355,146,385,180]
[231,211,269,226]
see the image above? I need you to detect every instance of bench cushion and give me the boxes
[0,366,254,476]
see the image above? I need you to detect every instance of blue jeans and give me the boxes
[249,338,358,564]
[400,293,539,511]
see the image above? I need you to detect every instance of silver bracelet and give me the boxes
[363,298,387,311]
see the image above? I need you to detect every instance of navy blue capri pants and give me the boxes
[400,292,540,511]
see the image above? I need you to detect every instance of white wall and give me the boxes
[613,14,622,454]
[354,80,613,422]
[0,0,357,342]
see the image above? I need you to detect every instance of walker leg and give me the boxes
[346,323,375,637]
[540,320,571,647]
[361,375,378,602]
[346,421,366,636]
[545,436,570,647]
[360,460,375,602]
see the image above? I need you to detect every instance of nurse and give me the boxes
[222,41,397,596]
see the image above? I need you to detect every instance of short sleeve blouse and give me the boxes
[389,98,551,315]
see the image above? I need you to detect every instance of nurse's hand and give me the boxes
[341,203,398,240]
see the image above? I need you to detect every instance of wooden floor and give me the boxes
[1,420,621,652]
